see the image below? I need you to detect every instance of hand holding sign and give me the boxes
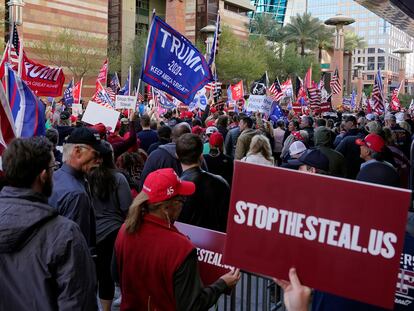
[274,268,311,311]
[220,268,241,289]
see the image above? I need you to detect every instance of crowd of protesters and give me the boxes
[0,94,414,311]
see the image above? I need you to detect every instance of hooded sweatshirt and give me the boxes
[315,126,347,178]
[0,186,97,311]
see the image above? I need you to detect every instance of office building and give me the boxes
[250,0,288,25]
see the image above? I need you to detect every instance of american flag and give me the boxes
[92,81,115,109]
[9,23,21,70]
[137,92,144,103]
[307,86,321,111]
[304,67,312,90]
[330,68,341,94]
[268,79,284,102]
[372,69,384,113]
[205,76,222,98]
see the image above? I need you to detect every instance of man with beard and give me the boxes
[0,137,97,310]
[49,127,105,256]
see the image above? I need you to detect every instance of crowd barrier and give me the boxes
[212,272,284,311]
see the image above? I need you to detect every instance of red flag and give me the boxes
[96,59,108,91]
[0,44,10,80]
[73,78,83,105]
[230,81,244,101]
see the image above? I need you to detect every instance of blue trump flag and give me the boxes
[63,79,74,107]
[6,64,45,137]
[141,15,213,105]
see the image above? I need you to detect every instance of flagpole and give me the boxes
[128,66,132,96]
[78,78,83,105]
[17,29,24,78]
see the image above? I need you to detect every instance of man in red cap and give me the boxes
[355,133,399,185]
[114,168,240,311]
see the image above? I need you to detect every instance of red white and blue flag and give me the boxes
[92,80,115,109]
[372,69,384,114]
[6,63,45,138]
[390,80,402,111]
[330,68,341,94]
[96,59,108,91]
[0,80,15,155]
[208,12,220,67]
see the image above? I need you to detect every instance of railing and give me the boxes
[211,271,284,311]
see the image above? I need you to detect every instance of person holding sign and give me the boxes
[114,168,240,311]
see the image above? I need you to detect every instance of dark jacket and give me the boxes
[314,126,346,177]
[335,130,365,179]
[224,126,240,158]
[204,151,234,187]
[179,167,230,232]
[49,164,96,254]
[0,187,97,311]
[139,143,182,190]
[302,126,314,146]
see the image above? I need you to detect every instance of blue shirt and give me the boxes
[48,164,96,254]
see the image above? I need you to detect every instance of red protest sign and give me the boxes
[223,161,410,309]
[175,222,233,286]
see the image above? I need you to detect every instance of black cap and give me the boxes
[66,127,106,154]
[288,149,329,172]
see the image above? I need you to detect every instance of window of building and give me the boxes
[367,75,374,80]
[378,48,385,53]
[368,57,375,70]
[368,39,376,44]
[367,48,376,54]
[378,56,385,70]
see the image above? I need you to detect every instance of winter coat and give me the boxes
[0,186,97,311]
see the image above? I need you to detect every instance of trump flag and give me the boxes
[141,15,213,105]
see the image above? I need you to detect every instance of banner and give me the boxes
[245,95,273,115]
[115,95,136,110]
[223,162,410,309]
[175,222,233,287]
[141,15,213,105]
[21,53,65,97]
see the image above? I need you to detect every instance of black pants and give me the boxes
[96,230,118,300]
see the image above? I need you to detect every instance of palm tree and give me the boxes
[249,13,281,42]
[315,25,335,63]
[280,13,322,57]
[344,31,366,94]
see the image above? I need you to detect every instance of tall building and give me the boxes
[284,0,414,94]
[250,0,288,25]
[3,0,108,97]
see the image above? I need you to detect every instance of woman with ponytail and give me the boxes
[114,168,241,311]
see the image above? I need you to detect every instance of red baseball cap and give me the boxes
[209,131,224,148]
[355,133,385,153]
[142,168,195,203]
[192,125,205,136]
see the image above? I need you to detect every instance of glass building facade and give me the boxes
[285,0,414,85]
[250,0,288,24]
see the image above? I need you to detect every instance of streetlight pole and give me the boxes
[325,14,355,109]
[7,0,24,39]
[393,47,412,95]
[354,63,364,108]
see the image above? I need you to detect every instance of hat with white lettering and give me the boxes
[142,168,195,204]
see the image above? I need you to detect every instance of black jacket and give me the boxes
[179,167,230,232]
[0,187,97,311]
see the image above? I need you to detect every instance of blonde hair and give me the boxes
[124,192,176,233]
[247,135,274,162]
